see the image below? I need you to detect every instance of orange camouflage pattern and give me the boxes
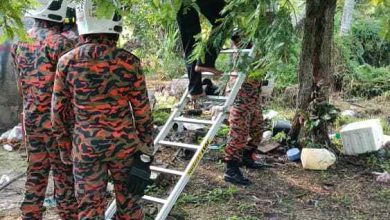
[11,20,78,220]
[225,79,264,162]
[51,35,153,219]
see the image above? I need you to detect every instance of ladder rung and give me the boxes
[150,166,184,176]
[142,195,167,204]
[207,95,228,101]
[174,117,213,125]
[201,72,215,77]
[158,141,199,150]
[181,72,215,78]
[182,72,238,79]
[220,49,252,54]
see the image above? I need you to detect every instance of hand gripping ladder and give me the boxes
[105,48,254,220]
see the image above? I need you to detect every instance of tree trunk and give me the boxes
[289,0,336,148]
[340,0,355,36]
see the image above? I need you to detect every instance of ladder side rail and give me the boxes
[105,200,116,219]
[106,49,251,219]
[153,88,189,148]
[105,89,189,219]
[155,111,226,220]
[222,72,246,110]
[155,71,247,220]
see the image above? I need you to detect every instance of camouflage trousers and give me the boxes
[73,155,143,220]
[21,131,77,220]
[225,80,264,162]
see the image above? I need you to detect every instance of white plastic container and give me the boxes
[301,148,336,170]
[340,119,383,155]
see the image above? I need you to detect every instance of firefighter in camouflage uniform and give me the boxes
[224,37,265,186]
[11,0,78,219]
[51,0,154,219]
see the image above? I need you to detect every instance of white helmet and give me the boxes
[75,0,123,35]
[26,0,70,23]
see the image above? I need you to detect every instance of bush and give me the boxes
[352,19,390,67]
[344,64,390,98]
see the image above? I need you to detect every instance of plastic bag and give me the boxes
[7,124,23,143]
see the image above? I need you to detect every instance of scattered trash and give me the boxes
[272,120,292,136]
[262,130,273,142]
[340,119,383,155]
[264,110,278,120]
[3,144,13,151]
[183,123,205,131]
[0,130,11,141]
[260,76,275,100]
[258,143,280,153]
[185,109,203,116]
[308,199,320,207]
[301,148,336,170]
[0,175,10,185]
[8,124,23,143]
[0,124,23,143]
[211,106,224,121]
[373,172,390,183]
[0,173,26,191]
[208,145,221,150]
[43,197,56,207]
[341,110,357,117]
[172,122,184,132]
[148,90,156,110]
[329,133,342,140]
[287,148,300,161]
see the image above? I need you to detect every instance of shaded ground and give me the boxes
[171,150,390,220]
[1,144,389,220]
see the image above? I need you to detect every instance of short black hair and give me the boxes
[34,18,64,29]
[83,34,119,42]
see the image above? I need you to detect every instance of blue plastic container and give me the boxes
[287,148,301,161]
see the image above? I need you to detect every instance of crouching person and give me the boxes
[51,1,154,219]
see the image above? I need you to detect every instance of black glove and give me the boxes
[128,151,154,196]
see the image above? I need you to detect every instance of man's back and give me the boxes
[54,36,153,163]
[12,21,74,132]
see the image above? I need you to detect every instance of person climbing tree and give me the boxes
[176,0,227,103]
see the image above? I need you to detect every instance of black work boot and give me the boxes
[242,149,270,169]
[224,160,252,186]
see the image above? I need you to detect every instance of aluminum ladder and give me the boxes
[105,48,254,220]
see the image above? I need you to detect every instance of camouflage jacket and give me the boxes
[51,36,154,163]
[11,20,75,135]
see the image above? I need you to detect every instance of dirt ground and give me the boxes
[1,143,389,220]
[0,94,389,220]
[172,150,390,220]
